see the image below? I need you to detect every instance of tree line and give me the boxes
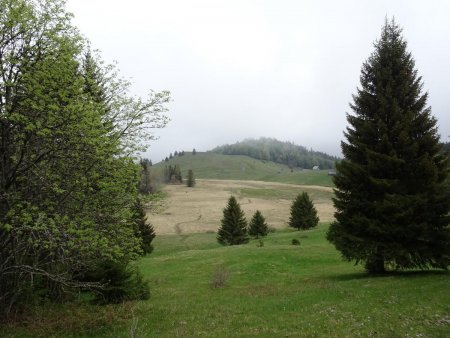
[212,138,338,169]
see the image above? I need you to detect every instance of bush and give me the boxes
[81,261,150,304]
[291,239,300,246]
[210,265,230,289]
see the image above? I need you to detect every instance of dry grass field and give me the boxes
[148,179,334,234]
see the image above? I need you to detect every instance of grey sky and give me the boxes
[66,0,450,162]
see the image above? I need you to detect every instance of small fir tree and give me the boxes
[132,198,156,255]
[217,196,249,245]
[249,210,269,239]
[187,169,196,187]
[192,148,197,155]
[289,192,319,230]
[327,19,450,274]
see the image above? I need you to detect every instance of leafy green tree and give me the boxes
[289,192,319,230]
[187,169,196,187]
[0,0,169,314]
[249,210,269,238]
[327,19,450,274]
[217,196,249,245]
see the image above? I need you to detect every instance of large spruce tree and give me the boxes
[217,196,249,245]
[327,19,450,274]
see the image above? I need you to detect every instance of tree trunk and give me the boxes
[365,254,385,274]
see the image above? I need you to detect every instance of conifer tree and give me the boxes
[187,169,196,187]
[327,19,450,274]
[132,198,156,255]
[249,210,269,238]
[289,192,319,230]
[217,196,249,245]
[139,158,153,194]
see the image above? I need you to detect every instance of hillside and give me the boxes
[211,137,338,170]
[152,152,334,187]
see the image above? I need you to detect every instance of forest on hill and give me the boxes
[211,138,338,169]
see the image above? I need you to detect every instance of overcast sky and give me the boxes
[66,0,450,162]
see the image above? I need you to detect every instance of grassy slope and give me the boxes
[153,153,334,187]
[6,226,449,337]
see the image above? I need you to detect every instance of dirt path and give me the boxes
[147,179,335,235]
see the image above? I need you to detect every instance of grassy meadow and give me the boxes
[148,179,334,235]
[3,174,449,337]
[152,152,334,187]
[5,225,449,337]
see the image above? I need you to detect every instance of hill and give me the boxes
[211,137,338,170]
[152,152,334,187]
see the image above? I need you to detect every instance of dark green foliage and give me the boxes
[139,158,153,194]
[86,261,150,304]
[249,210,269,238]
[327,19,450,274]
[289,192,319,230]
[212,137,338,169]
[132,198,156,255]
[291,239,300,246]
[217,196,249,245]
[187,169,196,187]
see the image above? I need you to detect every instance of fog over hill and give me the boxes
[211,138,338,170]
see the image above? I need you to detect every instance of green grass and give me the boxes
[5,226,449,337]
[153,153,334,187]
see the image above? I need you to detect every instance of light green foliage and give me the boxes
[5,227,449,337]
[153,152,334,186]
[0,0,169,313]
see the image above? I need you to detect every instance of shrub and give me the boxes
[292,239,300,246]
[82,261,150,304]
[210,265,230,289]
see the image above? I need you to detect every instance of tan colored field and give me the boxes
[147,179,335,235]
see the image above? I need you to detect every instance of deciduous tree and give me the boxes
[0,0,169,313]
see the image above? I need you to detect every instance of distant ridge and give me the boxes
[153,152,334,187]
[211,137,338,170]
